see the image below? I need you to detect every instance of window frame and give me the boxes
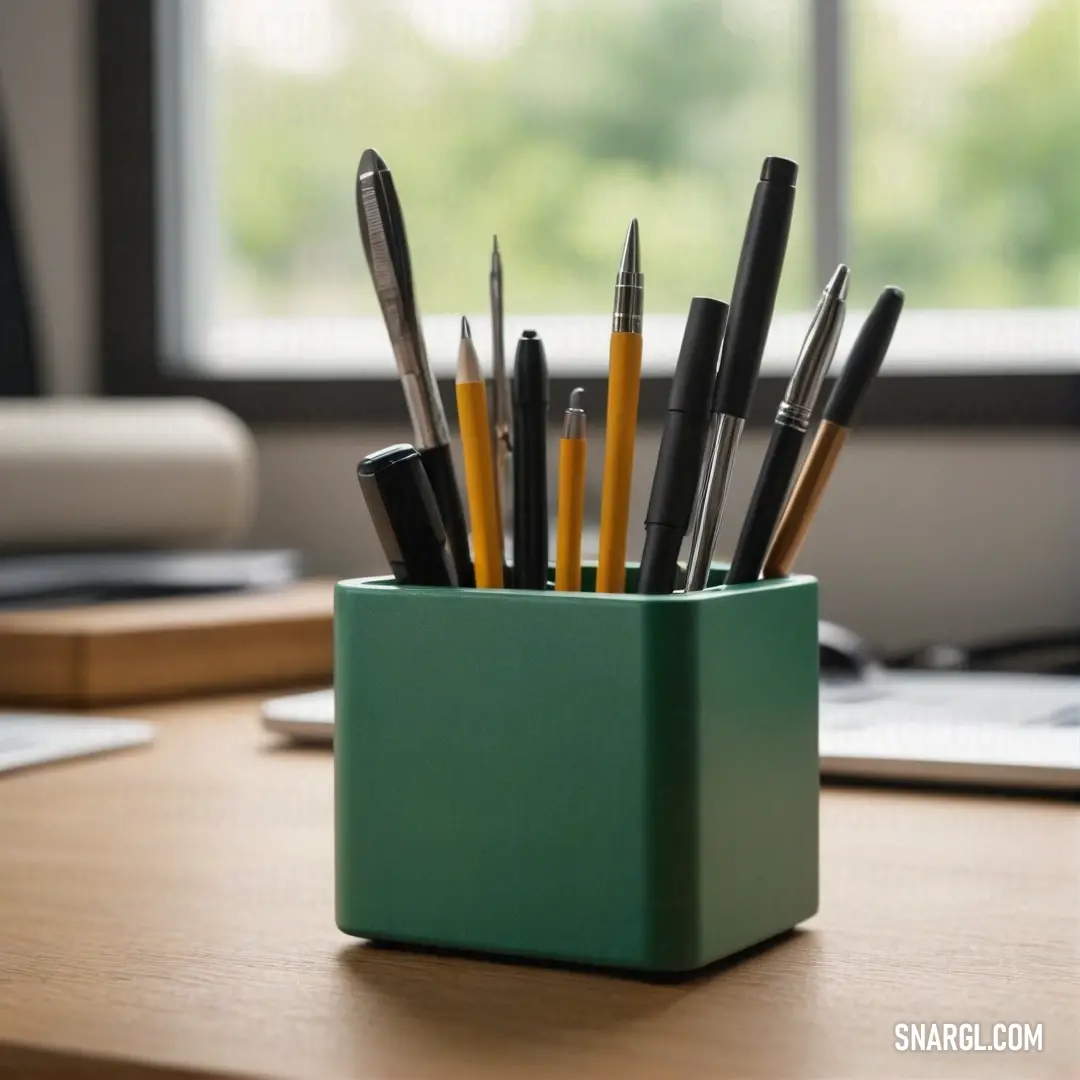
[94,0,1079,429]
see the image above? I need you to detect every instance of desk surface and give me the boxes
[0,695,1076,1080]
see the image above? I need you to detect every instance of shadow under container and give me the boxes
[335,565,819,973]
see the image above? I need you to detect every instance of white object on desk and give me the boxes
[262,689,335,742]
[819,670,1080,789]
[0,399,255,548]
[0,714,154,774]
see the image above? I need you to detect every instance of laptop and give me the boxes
[261,669,1080,792]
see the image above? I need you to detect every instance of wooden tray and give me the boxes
[0,581,333,706]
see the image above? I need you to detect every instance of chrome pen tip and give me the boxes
[563,387,586,438]
[619,217,640,276]
[827,263,850,301]
[492,234,500,255]
[460,315,472,339]
[612,218,643,331]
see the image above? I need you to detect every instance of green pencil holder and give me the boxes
[334,564,819,973]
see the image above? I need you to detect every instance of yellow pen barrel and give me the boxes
[596,331,642,594]
[456,380,504,589]
[555,436,587,592]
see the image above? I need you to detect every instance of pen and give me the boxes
[356,444,457,587]
[596,218,643,594]
[638,296,729,594]
[725,263,849,587]
[683,156,798,592]
[555,388,587,592]
[512,329,549,590]
[455,317,504,589]
[354,149,474,587]
[763,285,905,579]
[489,236,511,542]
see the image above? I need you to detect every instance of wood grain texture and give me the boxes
[0,583,334,706]
[0,694,1076,1080]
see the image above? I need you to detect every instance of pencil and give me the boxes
[596,218,643,594]
[455,317,504,589]
[556,388,587,592]
[763,286,904,578]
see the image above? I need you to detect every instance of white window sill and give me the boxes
[181,309,1080,379]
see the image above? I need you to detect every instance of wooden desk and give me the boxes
[0,695,1076,1079]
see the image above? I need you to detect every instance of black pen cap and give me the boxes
[669,297,729,415]
[357,443,456,586]
[823,286,905,428]
[711,155,798,420]
[512,330,549,407]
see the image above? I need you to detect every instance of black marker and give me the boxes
[638,297,729,594]
[512,330,549,590]
[357,444,457,586]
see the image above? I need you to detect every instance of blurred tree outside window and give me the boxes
[199,0,1078,335]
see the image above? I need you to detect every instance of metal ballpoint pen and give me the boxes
[763,285,904,579]
[489,237,511,534]
[354,148,474,586]
[725,264,850,586]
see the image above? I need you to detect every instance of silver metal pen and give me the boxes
[489,236,511,531]
[354,148,474,586]
[724,263,849,586]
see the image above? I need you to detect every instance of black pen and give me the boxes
[725,264,849,587]
[683,156,798,591]
[512,330,549,590]
[638,297,729,594]
[357,444,457,587]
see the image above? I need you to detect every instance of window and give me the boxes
[96,0,1080,425]
[849,0,1080,310]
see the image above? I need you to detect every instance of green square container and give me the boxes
[335,564,819,973]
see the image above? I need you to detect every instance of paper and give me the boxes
[0,714,154,775]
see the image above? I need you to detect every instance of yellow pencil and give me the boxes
[455,317,504,589]
[596,218,643,594]
[555,388,587,592]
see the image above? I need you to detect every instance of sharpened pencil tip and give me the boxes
[569,387,585,411]
[457,323,483,383]
[493,234,499,254]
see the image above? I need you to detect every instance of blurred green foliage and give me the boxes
[215,0,1079,318]
[850,0,1080,307]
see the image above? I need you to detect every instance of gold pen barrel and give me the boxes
[763,420,848,579]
